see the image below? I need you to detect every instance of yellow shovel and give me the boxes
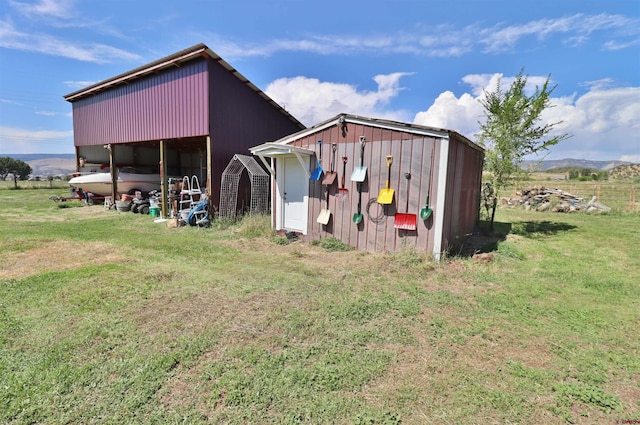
[377,155,394,205]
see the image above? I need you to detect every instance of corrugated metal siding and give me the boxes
[207,60,305,207]
[71,60,209,146]
[284,122,444,253]
[441,135,484,251]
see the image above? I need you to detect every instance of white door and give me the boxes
[282,156,307,232]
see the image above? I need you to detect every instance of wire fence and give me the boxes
[0,180,69,191]
[508,180,639,212]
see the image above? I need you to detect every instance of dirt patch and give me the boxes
[0,240,126,279]
[131,285,289,345]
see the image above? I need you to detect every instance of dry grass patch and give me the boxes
[0,239,127,279]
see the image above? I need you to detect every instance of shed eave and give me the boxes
[249,142,314,157]
[346,115,450,139]
[270,113,459,146]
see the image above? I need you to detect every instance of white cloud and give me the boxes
[412,74,640,162]
[0,19,141,63]
[620,154,640,163]
[35,110,57,116]
[414,90,483,136]
[64,80,97,89]
[200,13,640,60]
[265,73,413,126]
[0,126,73,154]
[9,0,75,19]
[0,98,23,106]
[480,13,639,53]
[264,70,639,162]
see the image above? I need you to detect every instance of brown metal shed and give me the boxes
[251,114,484,260]
[64,43,305,213]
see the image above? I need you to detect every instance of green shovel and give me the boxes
[353,182,363,224]
[420,195,432,220]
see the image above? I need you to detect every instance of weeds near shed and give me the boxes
[270,235,290,245]
[234,214,273,238]
[310,237,353,252]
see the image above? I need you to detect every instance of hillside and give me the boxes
[8,154,75,162]
[4,154,638,179]
[609,163,640,180]
[522,158,631,171]
[0,154,76,177]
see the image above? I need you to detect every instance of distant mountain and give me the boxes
[0,154,76,177]
[3,154,635,177]
[522,158,632,171]
[5,154,75,162]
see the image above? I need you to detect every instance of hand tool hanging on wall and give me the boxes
[377,155,394,205]
[317,184,331,225]
[338,156,349,198]
[420,147,435,220]
[310,139,323,181]
[350,136,367,182]
[352,181,363,224]
[395,172,417,230]
[322,143,337,185]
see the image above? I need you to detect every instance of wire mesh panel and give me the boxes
[219,154,270,220]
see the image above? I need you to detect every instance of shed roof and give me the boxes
[63,43,304,129]
[262,113,484,153]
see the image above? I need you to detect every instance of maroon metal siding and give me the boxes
[441,135,484,251]
[285,122,445,253]
[71,60,209,146]
[207,60,305,206]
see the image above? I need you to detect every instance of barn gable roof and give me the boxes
[63,43,304,129]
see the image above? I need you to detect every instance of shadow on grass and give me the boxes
[510,220,577,237]
[454,219,577,258]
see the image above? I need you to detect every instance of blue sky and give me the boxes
[0,0,638,162]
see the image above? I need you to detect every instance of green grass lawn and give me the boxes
[1,188,639,424]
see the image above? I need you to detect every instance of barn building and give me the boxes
[64,43,304,215]
[251,114,484,260]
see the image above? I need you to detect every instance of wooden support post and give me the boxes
[206,135,212,216]
[108,144,117,201]
[206,135,211,199]
[160,139,167,218]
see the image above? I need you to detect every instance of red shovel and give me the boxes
[394,172,417,230]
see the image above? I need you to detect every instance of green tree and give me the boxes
[0,156,11,180]
[478,68,570,228]
[0,157,33,189]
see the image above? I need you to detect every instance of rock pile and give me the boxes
[502,187,611,214]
